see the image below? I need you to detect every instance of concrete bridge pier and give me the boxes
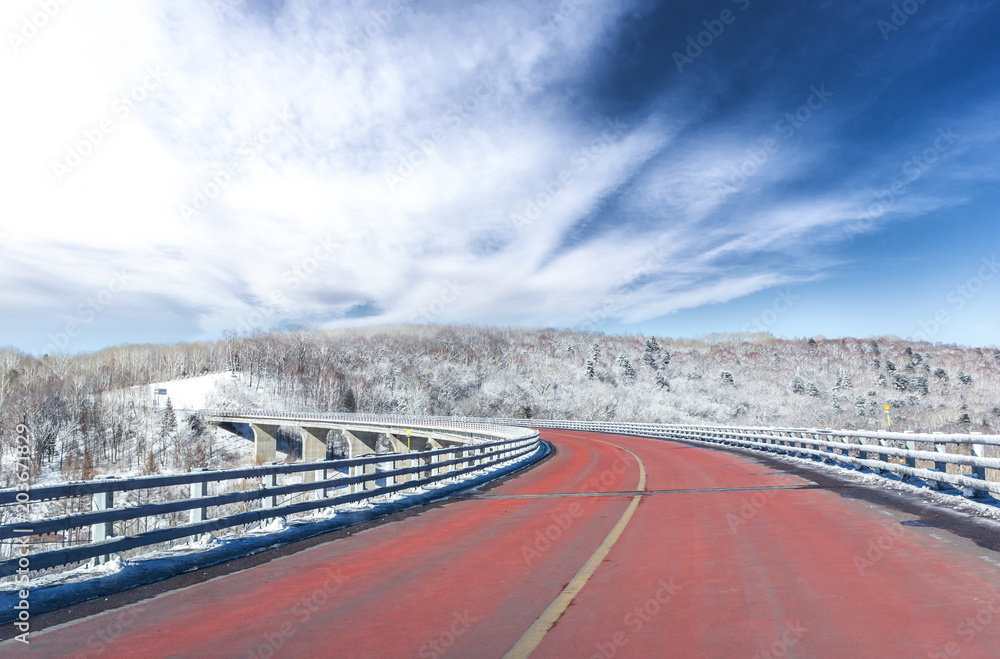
[250,424,280,465]
[301,427,329,485]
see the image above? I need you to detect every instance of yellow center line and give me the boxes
[503,438,647,659]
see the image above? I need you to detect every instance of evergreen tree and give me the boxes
[642,338,661,368]
[161,398,177,437]
[341,387,358,412]
[719,370,734,386]
[586,343,600,379]
[806,382,820,397]
[617,355,636,383]
[958,371,973,385]
[661,350,671,367]
[792,376,805,394]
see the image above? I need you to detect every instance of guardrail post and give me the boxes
[90,476,117,566]
[875,437,890,472]
[904,432,917,471]
[386,458,396,487]
[189,468,209,544]
[968,436,988,497]
[349,463,361,494]
[930,434,948,490]
[318,467,330,499]
[263,466,277,509]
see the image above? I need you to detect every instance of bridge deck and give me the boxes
[5,430,1000,657]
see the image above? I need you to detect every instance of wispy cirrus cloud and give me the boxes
[1,0,998,351]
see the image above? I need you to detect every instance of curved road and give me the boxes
[6,430,1000,658]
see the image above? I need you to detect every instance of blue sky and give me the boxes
[1,0,998,355]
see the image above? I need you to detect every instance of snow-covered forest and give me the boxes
[2,325,999,487]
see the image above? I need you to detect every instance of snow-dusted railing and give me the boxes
[0,416,540,578]
[489,418,1000,498]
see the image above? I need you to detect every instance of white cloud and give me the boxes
[1,0,996,353]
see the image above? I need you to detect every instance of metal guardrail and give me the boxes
[0,416,541,578]
[488,418,1000,497]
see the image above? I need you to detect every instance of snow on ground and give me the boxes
[143,371,236,411]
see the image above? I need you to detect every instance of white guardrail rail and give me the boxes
[0,413,541,578]
[486,418,1000,498]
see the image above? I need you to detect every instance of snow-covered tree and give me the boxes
[642,338,661,368]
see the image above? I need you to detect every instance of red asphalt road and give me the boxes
[6,430,1000,658]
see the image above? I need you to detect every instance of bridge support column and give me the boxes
[250,424,280,465]
[301,427,328,484]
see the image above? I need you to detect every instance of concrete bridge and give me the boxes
[200,410,482,484]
